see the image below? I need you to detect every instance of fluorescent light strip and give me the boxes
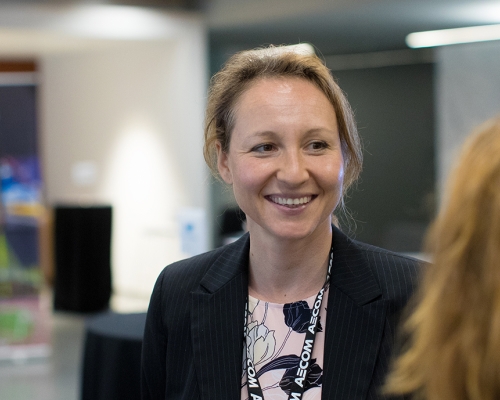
[406,24,500,48]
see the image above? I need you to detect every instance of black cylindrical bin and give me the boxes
[53,205,112,313]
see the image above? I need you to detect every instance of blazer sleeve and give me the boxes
[141,270,168,400]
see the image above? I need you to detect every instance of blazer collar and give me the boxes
[198,233,250,294]
[197,227,382,302]
[329,225,382,305]
[322,226,387,399]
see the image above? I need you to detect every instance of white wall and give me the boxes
[39,22,208,301]
[436,40,500,195]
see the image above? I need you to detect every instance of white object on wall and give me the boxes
[71,161,98,187]
[178,207,208,257]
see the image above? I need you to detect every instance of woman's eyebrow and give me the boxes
[242,130,279,140]
[249,127,335,137]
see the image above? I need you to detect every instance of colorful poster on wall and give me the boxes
[0,83,50,361]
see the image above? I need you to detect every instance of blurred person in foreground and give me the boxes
[383,117,500,400]
[141,44,422,400]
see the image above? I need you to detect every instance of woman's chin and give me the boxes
[250,223,330,243]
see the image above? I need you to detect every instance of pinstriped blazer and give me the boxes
[141,226,421,400]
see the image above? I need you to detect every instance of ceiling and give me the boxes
[206,0,500,55]
[0,0,499,58]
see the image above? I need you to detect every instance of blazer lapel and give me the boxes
[191,234,250,399]
[322,227,387,399]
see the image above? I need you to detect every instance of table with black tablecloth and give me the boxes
[81,312,146,400]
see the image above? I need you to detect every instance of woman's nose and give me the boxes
[276,150,309,186]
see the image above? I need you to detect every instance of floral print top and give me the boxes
[241,285,329,400]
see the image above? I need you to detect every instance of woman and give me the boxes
[383,117,500,400]
[141,45,421,400]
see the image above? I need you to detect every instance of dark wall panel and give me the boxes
[0,85,38,158]
[332,63,435,252]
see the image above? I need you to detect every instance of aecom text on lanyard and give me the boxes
[244,247,333,400]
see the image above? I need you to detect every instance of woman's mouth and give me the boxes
[267,195,313,207]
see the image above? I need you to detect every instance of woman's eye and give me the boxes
[309,141,328,150]
[253,144,275,152]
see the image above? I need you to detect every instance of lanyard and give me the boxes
[244,246,333,400]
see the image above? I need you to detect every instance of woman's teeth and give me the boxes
[270,196,312,206]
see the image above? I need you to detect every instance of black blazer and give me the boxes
[141,226,421,399]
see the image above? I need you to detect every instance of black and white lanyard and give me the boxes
[244,247,333,400]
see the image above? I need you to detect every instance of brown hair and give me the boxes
[203,45,362,204]
[384,117,500,400]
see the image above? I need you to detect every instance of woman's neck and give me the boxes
[247,227,333,304]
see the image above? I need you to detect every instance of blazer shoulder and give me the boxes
[155,233,249,294]
[353,239,426,268]
[350,239,426,304]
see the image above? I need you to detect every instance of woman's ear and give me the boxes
[216,141,233,184]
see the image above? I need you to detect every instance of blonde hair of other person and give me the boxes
[383,116,500,400]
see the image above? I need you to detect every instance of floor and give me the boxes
[0,291,149,400]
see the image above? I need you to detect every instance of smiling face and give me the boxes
[217,77,344,243]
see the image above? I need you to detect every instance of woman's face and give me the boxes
[217,77,344,243]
